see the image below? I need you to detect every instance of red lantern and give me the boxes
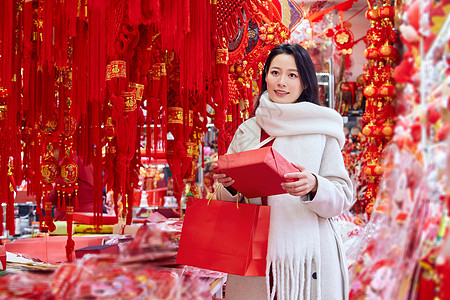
[378,82,396,99]
[378,42,399,62]
[363,84,378,98]
[364,161,383,177]
[362,122,380,138]
[381,120,395,140]
[365,8,380,23]
[364,45,379,60]
[379,4,395,20]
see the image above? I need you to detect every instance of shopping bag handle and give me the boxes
[251,136,275,150]
[208,184,243,209]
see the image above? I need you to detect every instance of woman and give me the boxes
[212,43,353,300]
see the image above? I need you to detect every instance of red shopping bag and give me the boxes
[176,197,270,276]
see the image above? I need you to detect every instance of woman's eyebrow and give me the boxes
[270,66,298,73]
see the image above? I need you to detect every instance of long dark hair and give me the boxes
[253,43,319,112]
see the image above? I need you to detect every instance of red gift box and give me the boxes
[73,212,118,225]
[216,147,298,198]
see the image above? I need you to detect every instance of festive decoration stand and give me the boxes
[0,0,304,264]
[0,0,448,299]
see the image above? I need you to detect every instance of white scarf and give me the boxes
[255,92,344,300]
[256,92,345,147]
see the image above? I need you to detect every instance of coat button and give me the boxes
[312,272,317,279]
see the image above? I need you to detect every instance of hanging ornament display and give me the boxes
[353,0,398,218]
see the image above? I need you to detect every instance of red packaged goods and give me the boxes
[73,212,118,225]
[215,147,298,198]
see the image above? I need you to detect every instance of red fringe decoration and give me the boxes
[88,0,107,228]
[65,206,75,262]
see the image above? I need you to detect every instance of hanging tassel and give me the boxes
[43,193,56,233]
[65,205,75,262]
[6,165,16,235]
[74,183,79,210]
[56,184,62,209]
[128,0,141,25]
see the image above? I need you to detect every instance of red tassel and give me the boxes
[128,0,141,25]
[44,196,56,233]
[65,206,75,262]
[6,170,16,235]
[74,183,79,210]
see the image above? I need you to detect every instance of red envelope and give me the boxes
[176,197,270,276]
[216,147,298,198]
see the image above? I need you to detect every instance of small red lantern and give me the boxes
[378,82,396,99]
[379,4,395,20]
[362,122,380,138]
[364,45,379,60]
[363,84,378,98]
[378,42,399,62]
[365,8,380,23]
[364,161,383,177]
[381,120,395,140]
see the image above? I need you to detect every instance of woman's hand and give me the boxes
[281,162,318,197]
[211,163,235,187]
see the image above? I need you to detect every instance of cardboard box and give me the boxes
[216,147,298,198]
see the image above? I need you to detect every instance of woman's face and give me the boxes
[265,53,304,104]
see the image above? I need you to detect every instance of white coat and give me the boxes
[218,93,353,300]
